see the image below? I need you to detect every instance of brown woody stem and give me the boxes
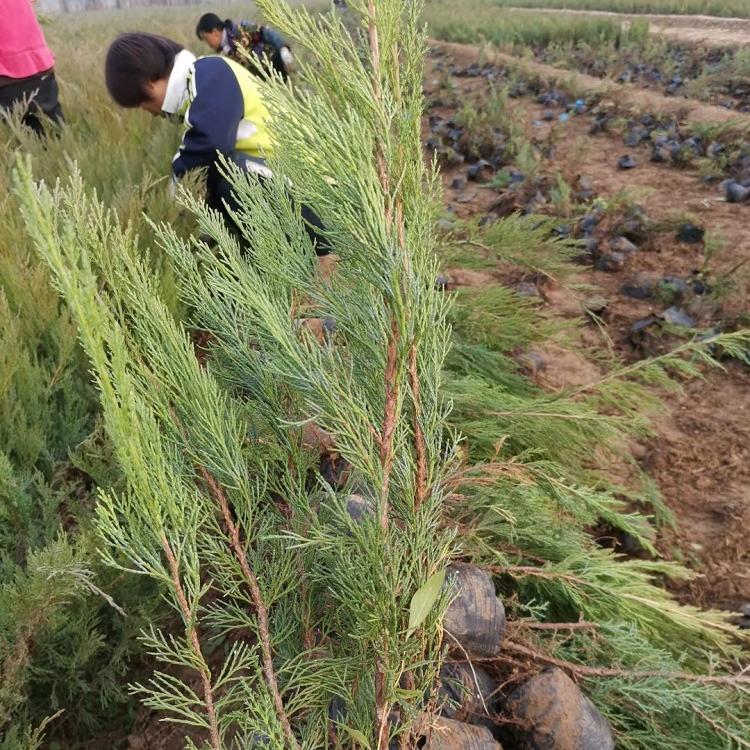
[198,469,299,750]
[375,661,390,750]
[516,621,598,632]
[409,344,428,509]
[379,317,400,529]
[498,640,750,687]
[161,535,221,750]
[364,3,413,746]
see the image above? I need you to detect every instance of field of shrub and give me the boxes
[2,1,748,749]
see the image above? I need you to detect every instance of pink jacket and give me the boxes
[0,0,55,79]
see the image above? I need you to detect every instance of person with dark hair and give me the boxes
[0,0,64,135]
[195,13,293,80]
[104,32,327,254]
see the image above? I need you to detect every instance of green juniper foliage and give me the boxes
[14,1,750,750]
[0,8,201,742]
[441,214,580,278]
[18,0,458,746]
[0,130,160,745]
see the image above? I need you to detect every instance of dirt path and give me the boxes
[505,6,750,47]
[434,39,750,128]
[427,40,750,611]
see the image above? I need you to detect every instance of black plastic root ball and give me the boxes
[345,493,375,523]
[676,222,705,244]
[505,668,615,750]
[437,662,496,725]
[442,564,506,658]
[419,717,501,749]
[723,180,750,203]
[595,251,626,273]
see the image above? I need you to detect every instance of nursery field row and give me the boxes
[1,2,747,748]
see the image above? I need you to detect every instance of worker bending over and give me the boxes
[104,33,325,254]
[195,13,293,81]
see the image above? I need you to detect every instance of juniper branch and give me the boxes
[409,343,428,509]
[160,534,221,750]
[513,621,598,632]
[197,468,299,750]
[692,705,750,749]
[379,318,400,529]
[498,641,750,687]
[568,330,750,399]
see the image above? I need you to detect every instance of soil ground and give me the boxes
[505,6,750,47]
[427,39,750,612]
[435,40,750,127]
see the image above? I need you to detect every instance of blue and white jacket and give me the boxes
[162,50,273,179]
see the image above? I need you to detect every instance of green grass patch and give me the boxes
[482,0,750,18]
[424,0,627,45]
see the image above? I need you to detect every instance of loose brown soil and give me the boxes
[427,39,750,611]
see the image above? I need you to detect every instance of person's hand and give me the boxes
[280,47,294,72]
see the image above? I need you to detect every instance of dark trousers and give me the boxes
[206,153,330,256]
[248,49,288,82]
[0,71,64,136]
[270,49,289,82]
